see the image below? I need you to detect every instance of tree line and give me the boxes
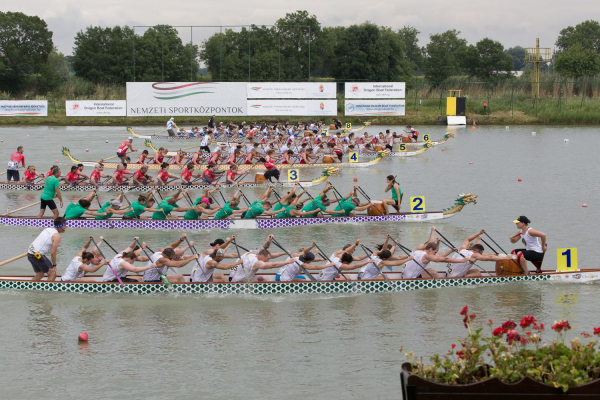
[1,10,600,96]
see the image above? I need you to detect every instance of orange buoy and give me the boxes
[583,204,588,207]
[353,178,357,182]
[518,178,522,182]
[78,332,89,342]
[469,162,473,164]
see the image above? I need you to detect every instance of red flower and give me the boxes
[460,305,469,316]
[451,343,456,349]
[520,315,537,329]
[493,327,504,337]
[551,320,572,333]
[501,320,517,331]
[456,350,464,360]
[519,336,528,345]
[525,331,532,336]
[581,331,591,338]
[594,327,600,336]
[506,329,521,345]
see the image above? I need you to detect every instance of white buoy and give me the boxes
[531,132,536,136]
[564,139,569,144]
[506,126,509,130]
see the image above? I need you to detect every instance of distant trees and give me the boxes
[462,38,513,79]
[423,30,467,82]
[505,46,526,71]
[554,20,600,78]
[0,12,53,91]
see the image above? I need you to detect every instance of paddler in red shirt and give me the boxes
[64,166,82,185]
[225,164,247,184]
[181,163,202,185]
[6,145,25,183]
[116,137,137,163]
[23,165,43,184]
[90,163,110,185]
[132,166,153,185]
[201,163,225,185]
[156,162,179,185]
[111,164,133,185]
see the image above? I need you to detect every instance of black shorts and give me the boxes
[40,198,57,210]
[6,170,19,182]
[106,277,138,283]
[514,249,544,262]
[200,146,211,153]
[385,144,393,150]
[264,169,280,181]
[116,152,127,158]
[167,129,175,137]
[335,153,343,161]
[28,254,54,273]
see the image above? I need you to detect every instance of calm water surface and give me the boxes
[0,125,598,399]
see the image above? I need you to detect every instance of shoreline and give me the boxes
[0,111,595,126]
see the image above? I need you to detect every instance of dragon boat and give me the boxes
[0,168,339,192]
[1,268,597,295]
[0,194,477,231]
[126,123,370,142]
[61,145,385,171]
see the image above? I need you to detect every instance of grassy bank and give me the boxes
[2,98,599,127]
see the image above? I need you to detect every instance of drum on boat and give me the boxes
[254,173,266,183]
[495,257,524,276]
[367,201,386,216]
[329,124,336,130]
[322,156,335,164]
[374,145,384,151]
[401,137,412,143]
[304,131,312,137]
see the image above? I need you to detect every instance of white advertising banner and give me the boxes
[344,100,405,116]
[126,82,246,116]
[66,100,126,116]
[345,82,405,99]
[247,100,337,116]
[247,82,336,99]
[0,101,48,117]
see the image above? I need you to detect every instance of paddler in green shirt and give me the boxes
[152,189,193,220]
[123,191,160,220]
[243,186,279,218]
[64,191,107,219]
[95,193,133,220]
[183,187,221,220]
[300,181,341,217]
[381,175,402,214]
[213,189,247,220]
[272,185,298,213]
[37,167,63,219]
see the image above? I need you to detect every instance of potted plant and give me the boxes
[400,306,600,399]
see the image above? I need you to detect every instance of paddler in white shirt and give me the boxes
[60,236,110,282]
[447,230,513,277]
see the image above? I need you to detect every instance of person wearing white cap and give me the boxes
[166,117,176,136]
[95,192,132,220]
[116,137,137,163]
[191,238,243,283]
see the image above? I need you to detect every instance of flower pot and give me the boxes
[401,362,600,399]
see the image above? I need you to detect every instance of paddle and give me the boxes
[0,253,27,267]
[232,238,250,285]
[90,237,124,286]
[387,236,435,280]
[296,182,325,218]
[93,191,114,229]
[182,236,202,281]
[483,232,526,274]
[359,243,390,282]
[139,242,172,289]
[314,243,350,282]
[434,229,492,276]
[3,201,41,216]
[121,192,142,228]
[271,238,317,283]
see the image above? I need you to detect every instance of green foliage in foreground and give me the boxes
[405,306,600,392]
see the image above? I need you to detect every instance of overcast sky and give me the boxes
[7,0,600,56]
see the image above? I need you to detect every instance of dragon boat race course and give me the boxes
[0,125,597,399]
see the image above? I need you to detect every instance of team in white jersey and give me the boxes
[445,229,514,277]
